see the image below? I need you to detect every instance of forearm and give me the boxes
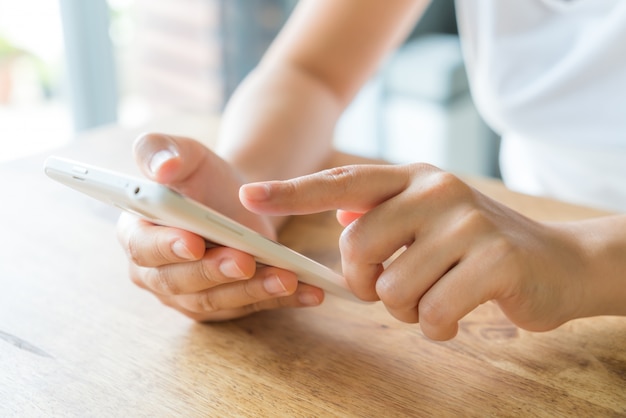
[215,0,429,182]
[215,62,342,184]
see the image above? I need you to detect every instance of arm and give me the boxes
[216,0,430,185]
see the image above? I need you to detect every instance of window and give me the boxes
[0,0,71,162]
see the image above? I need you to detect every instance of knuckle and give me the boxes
[321,165,355,184]
[198,260,220,286]
[146,268,181,295]
[316,166,357,198]
[126,234,146,266]
[241,279,259,300]
[195,292,218,313]
[339,222,365,264]
[123,221,179,267]
[151,239,174,264]
[489,234,525,278]
[431,171,462,195]
[152,294,220,322]
[243,301,265,315]
[453,207,487,236]
[419,296,451,329]
[490,234,517,258]
[420,169,470,202]
[375,276,405,309]
[274,296,293,309]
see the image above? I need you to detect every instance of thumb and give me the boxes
[132,133,274,236]
[133,132,211,186]
[132,133,251,224]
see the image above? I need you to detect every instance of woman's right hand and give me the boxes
[116,133,324,321]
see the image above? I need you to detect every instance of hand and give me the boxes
[240,164,590,340]
[116,133,324,321]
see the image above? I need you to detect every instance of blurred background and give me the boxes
[0,0,499,177]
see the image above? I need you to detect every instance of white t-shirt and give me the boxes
[455,0,626,212]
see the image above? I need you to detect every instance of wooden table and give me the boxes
[2,116,625,417]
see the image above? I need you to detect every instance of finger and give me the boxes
[374,234,466,323]
[152,283,325,322]
[239,164,418,216]
[337,182,457,300]
[138,246,259,295]
[372,201,499,335]
[117,212,206,267]
[133,132,213,188]
[337,198,417,300]
[166,269,324,314]
[416,249,512,341]
[132,133,237,212]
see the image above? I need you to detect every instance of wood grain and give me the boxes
[1,117,624,417]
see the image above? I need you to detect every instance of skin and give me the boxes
[116,0,626,340]
[240,165,626,340]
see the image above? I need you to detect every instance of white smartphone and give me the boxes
[44,156,361,302]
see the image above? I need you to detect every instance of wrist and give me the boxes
[565,216,626,319]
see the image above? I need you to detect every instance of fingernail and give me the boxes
[219,258,247,279]
[172,240,194,260]
[298,292,321,306]
[149,148,178,175]
[263,275,288,295]
[241,183,271,202]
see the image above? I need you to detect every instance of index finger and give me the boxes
[239,164,415,216]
